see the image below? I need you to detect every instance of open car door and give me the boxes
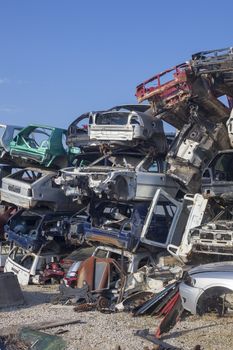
[140,189,182,248]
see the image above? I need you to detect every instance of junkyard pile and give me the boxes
[1,47,233,349]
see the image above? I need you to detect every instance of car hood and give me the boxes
[189,261,233,275]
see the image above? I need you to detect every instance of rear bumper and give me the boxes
[1,189,36,208]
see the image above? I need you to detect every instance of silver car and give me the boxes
[56,153,181,201]
[0,167,79,210]
[180,262,233,315]
[88,105,167,152]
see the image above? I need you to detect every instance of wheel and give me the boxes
[96,296,110,310]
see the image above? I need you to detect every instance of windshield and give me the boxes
[95,112,129,125]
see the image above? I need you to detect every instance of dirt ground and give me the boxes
[1,284,233,350]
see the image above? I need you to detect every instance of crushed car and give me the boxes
[188,198,233,257]
[88,104,167,152]
[9,124,68,168]
[67,189,199,253]
[135,48,233,193]
[166,113,230,193]
[62,245,158,288]
[135,48,233,129]
[4,209,77,253]
[0,167,79,210]
[4,246,64,285]
[56,151,181,202]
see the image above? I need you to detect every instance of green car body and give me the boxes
[10,125,68,168]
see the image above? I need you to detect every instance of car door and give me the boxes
[167,193,208,262]
[140,188,182,248]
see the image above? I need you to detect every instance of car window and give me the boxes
[62,132,68,151]
[94,249,108,258]
[145,194,177,245]
[10,169,43,183]
[20,255,35,269]
[0,126,6,140]
[147,161,159,173]
[212,153,233,181]
[95,112,129,125]
[36,257,47,271]
[24,128,52,149]
[9,248,23,263]
[13,128,21,139]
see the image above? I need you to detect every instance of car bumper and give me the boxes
[179,281,203,314]
[1,189,36,208]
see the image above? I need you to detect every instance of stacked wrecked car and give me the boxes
[2,47,233,344]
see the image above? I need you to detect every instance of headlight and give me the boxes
[183,272,196,287]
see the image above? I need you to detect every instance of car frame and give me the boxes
[4,209,77,252]
[0,167,79,210]
[4,246,64,285]
[69,189,190,252]
[57,152,181,202]
[10,124,68,168]
[202,150,233,199]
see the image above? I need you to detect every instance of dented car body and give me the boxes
[167,119,230,193]
[202,150,233,199]
[190,220,233,256]
[70,189,189,252]
[0,167,79,210]
[135,48,233,129]
[135,48,233,193]
[189,198,233,256]
[57,152,181,202]
[10,125,68,168]
[88,105,167,150]
[4,209,76,252]
[67,105,168,154]
[4,246,63,285]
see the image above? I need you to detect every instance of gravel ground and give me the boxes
[1,285,233,350]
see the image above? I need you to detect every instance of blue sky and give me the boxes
[0,0,233,130]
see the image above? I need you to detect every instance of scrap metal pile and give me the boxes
[2,47,233,345]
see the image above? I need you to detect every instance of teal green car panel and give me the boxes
[10,125,68,168]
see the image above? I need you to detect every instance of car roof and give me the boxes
[9,167,56,175]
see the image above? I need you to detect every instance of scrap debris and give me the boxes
[1,47,233,349]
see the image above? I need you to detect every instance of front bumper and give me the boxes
[179,281,203,314]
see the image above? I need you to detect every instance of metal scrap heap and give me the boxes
[2,46,233,347]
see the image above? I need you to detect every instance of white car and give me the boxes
[179,262,233,315]
[1,167,79,210]
[88,104,166,146]
[4,246,63,285]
